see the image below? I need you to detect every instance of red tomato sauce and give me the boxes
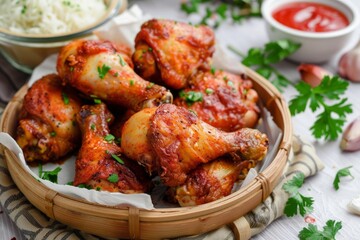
[272,2,349,32]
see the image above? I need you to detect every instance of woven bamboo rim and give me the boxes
[0,65,292,239]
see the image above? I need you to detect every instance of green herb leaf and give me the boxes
[289,76,352,140]
[230,40,300,92]
[97,64,111,79]
[90,124,96,130]
[62,92,70,105]
[299,220,342,240]
[282,172,314,217]
[333,166,353,190]
[108,173,119,183]
[104,134,115,143]
[205,88,214,95]
[77,183,92,189]
[50,131,56,137]
[146,82,155,89]
[119,55,126,66]
[38,164,62,183]
[94,98,102,104]
[179,90,203,106]
[111,154,124,164]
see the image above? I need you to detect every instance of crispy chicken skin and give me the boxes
[168,157,258,206]
[16,74,82,162]
[133,19,215,89]
[74,103,152,193]
[56,39,172,112]
[174,70,260,132]
[148,104,268,187]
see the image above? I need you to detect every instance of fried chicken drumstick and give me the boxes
[16,74,82,162]
[57,39,172,112]
[133,19,215,89]
[74,103,152,193]
[168,156,258,206]
[121,104,268,187]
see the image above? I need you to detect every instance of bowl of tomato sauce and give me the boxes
[261,0,360,63]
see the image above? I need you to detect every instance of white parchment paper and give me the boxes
[0,4,282,209]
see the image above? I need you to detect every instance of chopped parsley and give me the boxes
[205,88,214,95]
[108,173,119,183]
[38,164,62,183]
[104,134,115,143]
[50,131,56,137]
[62,92,70,105]
[97,64,111,79]
[111,154,124,164]
[94,98,102,104]
[146,82,155,89]
[333,166,353,190]
[129,79,135,86]
[179,90,203,106]
[90,124,96,130]
[119,55,126,66]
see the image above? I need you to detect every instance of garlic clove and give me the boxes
[340,116,360,152]
[338,47,360,82]
[348,195,360,216]
[297,64,332,87]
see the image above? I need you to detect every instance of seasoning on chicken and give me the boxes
[133,19,215,89]
[174,70,260,132]
[16,74,82,162]
[74,103,152,193]
[57,39,172,112]
[146,104,268,187]
[167,156,258,206]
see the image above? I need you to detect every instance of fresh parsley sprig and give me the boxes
[289,76,353,140]
[282,172,314,217]
[299,220,342,240]
[333,166,353,191]
[38,164,62,183]
[180,0,262,28]
[229,39,301,92]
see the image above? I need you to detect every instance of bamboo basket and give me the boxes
[0,65,292,239]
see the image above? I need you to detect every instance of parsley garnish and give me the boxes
[77,183,92,189]
[104,134,115,143]
[108,173,119,183]
[90,124,96,130]
[62,92,69,105]
[299,220,342,240]
[180,0,262,28]
[94,98,101,104]
[333,166,353,190]
[179,90,203,106]
[97,64,111,79]
[210,67,216,75]
[229,40,301,92]
[283,172,314,217]
[38,164,62,183]
[50,131,56,137]
[205,88,214,95]
[111,154,124,164]
[119,55,126,66]
[146,82,155,89]
[129,80,134,86]
[289,76,352,140]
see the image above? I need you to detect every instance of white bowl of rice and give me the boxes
[0,0,125,73]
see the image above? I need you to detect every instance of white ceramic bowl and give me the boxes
[262,0,360,63]
[0,0,125,73]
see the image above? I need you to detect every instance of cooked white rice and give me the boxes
[0,0,107,34]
